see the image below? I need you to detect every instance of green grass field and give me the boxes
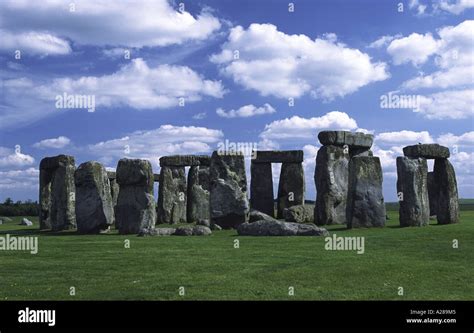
[1,210,473,300]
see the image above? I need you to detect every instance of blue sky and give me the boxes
[0,0,473,202]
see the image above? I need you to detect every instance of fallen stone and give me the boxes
[115,158,156,234]
[249,209,279,223]
[157,166,187,224]
[160,155,210,167]
[318,131,373,149]
[433,158,459,224]
[20,218,33,226]
[396,157,429,227]
[284,204,314,223]
[197,219,210,227]
[315,145,349,225]
[403,144,450,159]
[0,216,12,222]
[210,151,249,229]
[252,150,303,163]
[187,166,210,223]
[250,162,274,216]
[347,156,386,228]
[138,227,176,237]
[75,161,114,234]
[210,223,222,231]
[237,220,328,236]
[277,162,305,218]
[175,225,212,236]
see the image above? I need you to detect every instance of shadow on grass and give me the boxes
[0,228,121,237]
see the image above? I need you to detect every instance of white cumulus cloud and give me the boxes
[33,136,71,149]
[216,103,275,118]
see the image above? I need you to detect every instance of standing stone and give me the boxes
[187,165,210,223]
[157,166,187,224]
[209,151,249,229]
[433,159,459,224]
[75,161,114,233]
[250,162,274,217]
[39,155,76,231]
[427,172,437,216]
[115,158,156,234]
[315,145,349,225]
[277,163,305,218]
[347,156,386,228]
[396,157,429,227]
[107,171,119,209]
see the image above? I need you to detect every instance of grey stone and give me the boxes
[318,131,373,149]
[249,209,278,223]
[175,225,212,236]
[115,158,156,234]
[315,145,349,225]
[252,150,303,163]
[75,161,114,234]
[433,159,459,224]
[396,157,429,227]
[237,220,329,236]
[159,155,210,167]
[403,144,450,159]
[0,216,12,222]
[138,227,176,237]
[210,223,222,231]
[197,219,210,227]
[20,218,33,226]
[347,156,386,228]
[277,162,305,218]
[157,166,187,224]
[284,204,314,223]
[351,149,373,157]
[250,162,274,216]
[427,171,437,216]
[187,166,210,223]
[39,155,76,231]
[109,177,120,209]
[210,152,249,229]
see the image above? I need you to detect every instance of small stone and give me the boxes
[249,209,278,223]
[197,219,210,227]
[20,218,33,226]
[284,204,314,223]
[237,220,328,236]
[138,227,176,237]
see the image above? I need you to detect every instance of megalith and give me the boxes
[396,157,429,227]
[250,162,274,216]
[157,166,187,224]
[39,155,76,231]
[75,161,114,233]
[277,162,305,218]
[107,171,119,209]
[187,165,210,222]
[427,171,437,216]
[347,156,386,228]
[115,158,156,234]
[433,158,459,224]
[209,151,249,229]
[315,145,349,225]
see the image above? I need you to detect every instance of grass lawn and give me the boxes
[0,211,473,300]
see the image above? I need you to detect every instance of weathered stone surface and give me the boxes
[197,219,210,227]
[75,161,114,234]
[277,163,305,218]
[347,156,386,228]
[187,166,210,223]
[160,155,210,167]
[20,218,33,226]
[396,157,429,227]
[427,171,437,216]
[210,223,222,231]
[175,225,212,236]
[115,158,156,234]
[107,171,116,180]
[351,149,373,157]
[237,220,329,236]
[249,209,278,223]
[39,155,76,231]
[209,151,249,229]
[315,145,349,225]
[252,150,303,163]
[284,204,314,223]
[318,131,373,149]
[109,177,119,208]
[157,166,187,224]
[403,144,450,159]
[250,162,274,216]
[138,227,176,237]
[433,159,459,224]
[153,174,160,182]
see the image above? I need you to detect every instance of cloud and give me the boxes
[368,35,401,49]
[260,111,358,141]
[0,167,39,190]
[0,30,71,55]
[210,23,388,100]
[0,147,35,168]
[0,0,221,52]
[0,59,225,129]
[192,112,207,120]
[409,0,428,15]
[216,103,276,118]
[387,33,439,66]
[437,131,474,147]
[88,125,224,167]
[375,130,434,145]
[416,89,474,119]
[33,136,71,149]
[436,0,474,14]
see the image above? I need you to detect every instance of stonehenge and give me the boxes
[36,131,460,235]
[39,155,76,231]
[250,150,304,218]
[396,144,459,226]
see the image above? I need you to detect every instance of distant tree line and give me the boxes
[0,198,39,216]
